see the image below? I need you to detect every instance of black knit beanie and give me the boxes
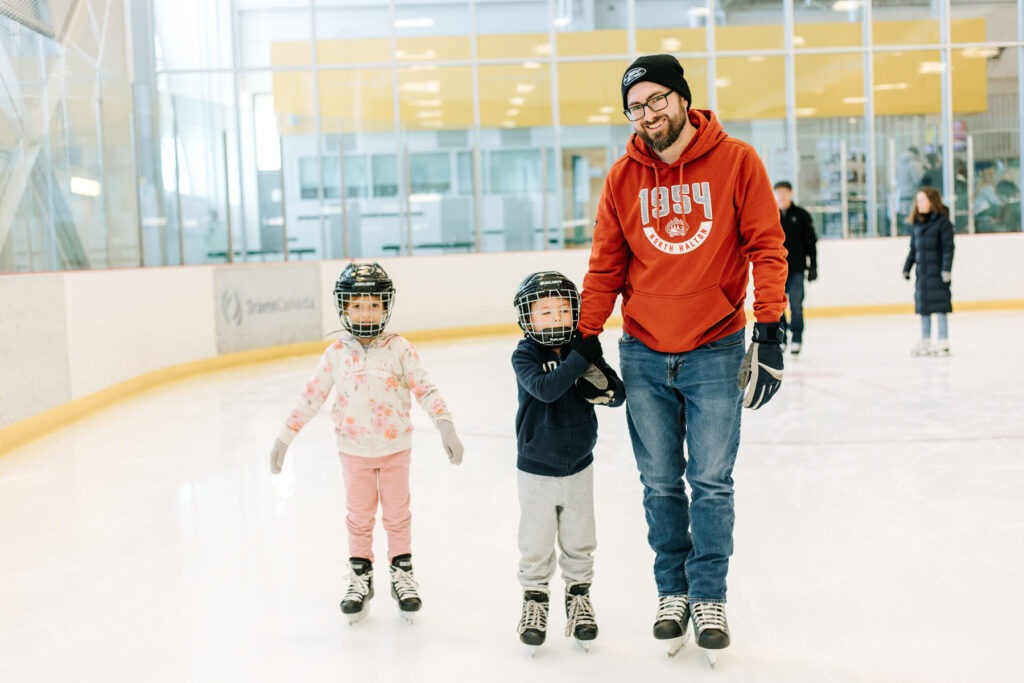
[621,54,692,112]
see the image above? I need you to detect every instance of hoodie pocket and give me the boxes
[624,285,736,343]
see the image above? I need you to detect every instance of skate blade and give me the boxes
[666,632,689,657]
[702,649,718,668]
[575,639,592,653]
[346,606,370,626]
[528,646,539,658]
[398,610,416,625]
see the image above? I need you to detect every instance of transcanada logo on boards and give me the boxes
[221,290,316,326]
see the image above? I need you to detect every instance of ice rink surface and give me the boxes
[2,311,1022,682]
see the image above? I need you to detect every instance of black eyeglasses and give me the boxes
[624,91,674,121]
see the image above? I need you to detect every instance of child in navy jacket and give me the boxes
[510,271,625,652]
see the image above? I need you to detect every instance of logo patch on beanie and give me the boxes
[623,67,646,87]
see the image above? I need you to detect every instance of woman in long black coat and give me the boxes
[903,187,955,356]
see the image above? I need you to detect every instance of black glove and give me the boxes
[807,267,818,282]
[738,322,784,410]
[576,364,611,402]
[903,270,911,281]
[570,331,603,363]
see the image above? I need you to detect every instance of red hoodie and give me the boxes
[579,108,788,354]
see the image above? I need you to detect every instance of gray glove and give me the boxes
[941,270,951,283]
[270,439,288,474]
[438,420,464,465]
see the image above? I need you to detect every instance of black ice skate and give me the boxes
[564,582,598,652]
[340,557,374,625]
[691,601,730,668]
[653,594,690,657]
[389,554,422,624]
[517,590,549,655]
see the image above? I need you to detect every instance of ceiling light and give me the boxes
[70,177,101,197]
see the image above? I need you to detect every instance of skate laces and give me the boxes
[344,569,372,600]
[390,565,420,600]
[691,602,728,632]
[656,595,689,623]
[564,592,596,636]
[518,597,548,634]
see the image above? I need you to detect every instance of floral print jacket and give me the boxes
[277,332,452,457]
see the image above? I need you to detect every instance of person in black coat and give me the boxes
[903,187,955,356]
[773,181,818,355]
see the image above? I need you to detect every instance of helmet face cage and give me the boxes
[334,263,395,338]
[514,271,580,346]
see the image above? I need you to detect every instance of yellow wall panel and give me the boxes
[872,51,942,115]
[636,28,705,53]
[270,16,988,128]
[951,50,988,113]
[478,64,552,129]
[951,17,986,42]
[795,54,864,119]
[271,41,312,66]
[395,36,471,62]
[317,38,391,65]
[317,69,394,133]
[558,61,629,126]
[874,20,939,46]
[716,56,785,120]
[272,71,313,113]
[477,33,550,60]
[794,22,860,49]
[716,24,784,51]
[397,66,474,130]
[556,30,627,57]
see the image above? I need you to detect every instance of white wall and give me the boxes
[2,232,1022,431]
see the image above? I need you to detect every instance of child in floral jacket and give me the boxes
[270,262,464,625]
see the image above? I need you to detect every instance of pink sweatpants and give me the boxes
[339,449,412,563]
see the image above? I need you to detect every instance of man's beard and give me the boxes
[638,108,687,153]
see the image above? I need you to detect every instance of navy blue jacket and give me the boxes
[512,338,625,477]
[903,212,955,314]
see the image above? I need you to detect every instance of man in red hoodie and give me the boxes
[576,53,788,657]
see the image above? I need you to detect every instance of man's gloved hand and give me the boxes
[576,363,614,405]
[807,266,818,282]
[903,270,911,281]
[738,322,784,410]
[941,270,951,283]
[438,420,464,465]
[270,439,289,474]
[569,331,603,363]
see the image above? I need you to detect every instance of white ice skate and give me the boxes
[340,558,374,625]
[691,601,730,668]
[652,595,690,657]
[911,339,932,357]
[930,339,951,357]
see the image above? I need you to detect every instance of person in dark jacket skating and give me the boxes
[903,187,955,356]
[774,180,818,355]
[511,271,625,652]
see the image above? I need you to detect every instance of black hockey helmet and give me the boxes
[513,271,580,346]
[334,262,395,338]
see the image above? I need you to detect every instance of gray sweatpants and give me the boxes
[517,464,597,590]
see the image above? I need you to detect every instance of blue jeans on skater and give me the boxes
[782,270,806,344]
[618,329,745,603]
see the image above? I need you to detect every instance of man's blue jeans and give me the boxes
[782,270,806,344]
[618,329,745,603]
